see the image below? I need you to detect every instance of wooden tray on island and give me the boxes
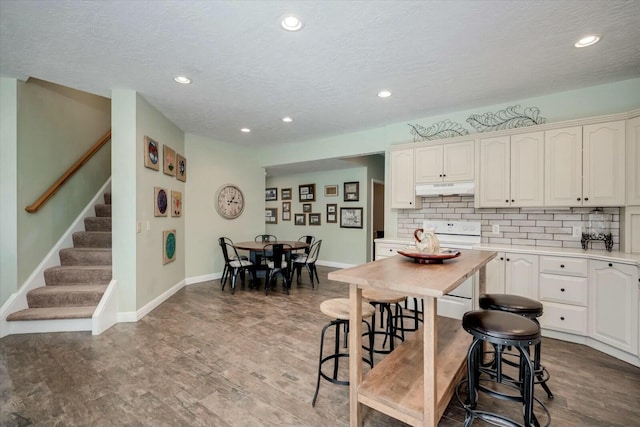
[397,247,461,264]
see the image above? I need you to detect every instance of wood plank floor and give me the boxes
[1,265,639,426]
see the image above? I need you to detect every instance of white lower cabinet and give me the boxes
[484,251,506,294]
[505,253,538,300]
[374,241,406,260]
[588,260,639,355]
[538,256,589,335]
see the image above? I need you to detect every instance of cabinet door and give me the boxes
[484,252,506,294]
[589,260,639,354]
[511,132,544,206]
[443,140,475,182]
[478,136,510,207]
[505,253,538,300]
[415,145,443,184]
[626,116,640,205]
[544,127,582,206]
[390,148,420,209]
[583,121,626,206]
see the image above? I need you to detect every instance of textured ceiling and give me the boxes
[1,0,640,149]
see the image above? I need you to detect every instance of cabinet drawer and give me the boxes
[539,302,587,335]
[375,244,404,258]
[539,274,588,306]
[539,256,587,276]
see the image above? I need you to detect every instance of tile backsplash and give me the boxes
[397,196,620,251]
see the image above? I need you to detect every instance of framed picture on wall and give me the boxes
[298,184,316,202]
[163,229,176,264]
[282,202,291,221]
[265,187,278,201]
[344,181,359,202]
[324,185,338,197]
[326,204,337,223]
[265,207,278,224]
[303,203,312,213]
[171,190,182,217]
[163,145,176,176]
[143,136,160,170]
[309,213,321,225]
[176,153,187,182]
[154,187,168,217]
[281,188,292,200]
[295,213,306,225]
[340,207,363,228]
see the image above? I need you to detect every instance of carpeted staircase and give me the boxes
[7,192,112,322]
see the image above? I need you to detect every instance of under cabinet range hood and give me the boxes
[415,181,475,196]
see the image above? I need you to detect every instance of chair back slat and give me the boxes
[255,234,277,243]
[307,240,322,263]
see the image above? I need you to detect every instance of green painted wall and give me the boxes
[16,79,111,285]
[185,133,265,279]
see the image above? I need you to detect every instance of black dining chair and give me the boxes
[219,241,256,294]
[254,234,277,243]
[292,239,322,288]
[291,235,315,262]
[263,243,293,295]
[218,237,248,286]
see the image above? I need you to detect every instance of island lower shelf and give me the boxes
[358,315,471,426]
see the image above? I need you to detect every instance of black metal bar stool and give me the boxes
[362,289,406,354]
[397,297,423,333]
[312,298,375,407]
[457,310,550,427]
[479,293,554,399]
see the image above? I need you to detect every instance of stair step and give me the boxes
[6,306,97,321]
[73,231,111,248]
[84,217,111,232]
[59,248,112,266]
[44,265,112,286]
[104,192,111,205]
[94,204,111,217]
[27,285,107,308]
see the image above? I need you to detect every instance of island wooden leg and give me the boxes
[349,284,364,427]
[423,296,437,427]
[478,265,487,295]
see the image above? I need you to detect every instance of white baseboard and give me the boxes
[4,318,93,335]
[317,260,356,269]
[92,279,118,335]
[186,272,221,285]
[118,278,186,323]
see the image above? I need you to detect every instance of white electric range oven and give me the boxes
[416,220,482,319]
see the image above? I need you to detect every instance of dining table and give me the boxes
[328,249,496,427]
[233,240,309,282]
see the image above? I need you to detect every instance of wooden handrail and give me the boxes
[25,130,112,213]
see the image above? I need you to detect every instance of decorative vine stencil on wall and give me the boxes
[466,105,547,132]
[408,119,469,142]
[408,105,547,141]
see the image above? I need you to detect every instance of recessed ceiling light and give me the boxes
[240,128,251,133]
[377,90,392,98]
[574,35,600,48]
[173,76,191,84]
[282,117,293,123]
[281,15,303,31]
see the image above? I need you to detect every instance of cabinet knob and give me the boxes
[584,197,589,201]
[511,199,515,202]
[560,288,565,292]
[560,316,565,321]
[560,264,565,268]
[439,174,443,177]
[577,198,581,201]
[506,258,510,262]
[505,200,509,203]
[389,249,393,252]
[500,257,504,261]
[443,174,446,177]
[608,263,613,267]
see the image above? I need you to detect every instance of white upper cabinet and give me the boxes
[627,115,640,206]
[545,127,583,206]
[583,121,626,206]
[545,121,625,207]
[415,140,474,184]
[511,132,544,207]
[478,136,510,207]
[478,133,543,207]
[390,147,421,209]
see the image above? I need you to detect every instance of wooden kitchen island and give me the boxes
[328,249,496,427]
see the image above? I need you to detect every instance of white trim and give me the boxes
[0,178,111,337]
[317,260,355,269]
[118,279,186,323]
[92,279,118,335]
[185,272,221,285]
[3,318,93,335]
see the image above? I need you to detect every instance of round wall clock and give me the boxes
[215,184,245,219]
